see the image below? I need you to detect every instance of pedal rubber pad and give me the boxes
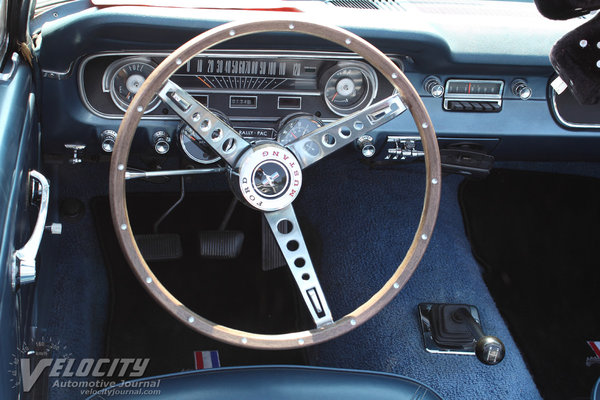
[261,217,287,271]
[199,231,244,259]
[134,233,183,261]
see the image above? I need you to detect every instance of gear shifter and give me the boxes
[452,307,505,365]
[418,303,506,365]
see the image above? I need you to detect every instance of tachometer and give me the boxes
[321,61,377,116]
[277,114,324,146]
[107,58,161,113]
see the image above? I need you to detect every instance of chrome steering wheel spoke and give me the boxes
[286,93,406,169]
[263,205,333,328]
[158,80,250,167]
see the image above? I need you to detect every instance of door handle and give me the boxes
[12,170,50,288]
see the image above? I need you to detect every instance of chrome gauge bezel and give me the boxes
[103,57,162,113]
[321,61,378,117]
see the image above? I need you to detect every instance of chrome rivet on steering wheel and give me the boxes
[289,23,295,29]
[393,283,400,289]
[120,224,127,230]
[421,234,428,240]
[188,316,195,323]
[432,178,439,185]
[229,29,236,36]
[145,276,152,284]
[422,122,428,129]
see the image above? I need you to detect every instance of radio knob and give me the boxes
[423,76,444,98]
[100,130,117,153]
[511,79,532,100]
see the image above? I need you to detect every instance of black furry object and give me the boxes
[534,0,598,20]
[550,13,600,105]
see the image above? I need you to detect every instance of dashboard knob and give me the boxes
[153,131,171,154]
[511,79,532,100]
[357,135,376,158]
[423,75,444,98]
[100,130,117,153]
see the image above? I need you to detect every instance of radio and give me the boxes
[443,79,504,112]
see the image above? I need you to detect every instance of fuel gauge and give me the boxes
[106,58,161,113]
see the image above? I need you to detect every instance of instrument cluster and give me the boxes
[79,51,400,162]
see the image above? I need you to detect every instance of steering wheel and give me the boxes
[109,19,441,349]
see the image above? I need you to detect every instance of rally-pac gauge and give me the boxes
[104,57,161,113]
[178,109,231,164]
[321,61,378,116]
[277,114,324,146]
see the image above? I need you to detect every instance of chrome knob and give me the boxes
[357,135,376,158]
[511,79,532,100]
[153,131,171,154]
[64,144,86,164]
[100,130,117,153]
[423,76,444,98]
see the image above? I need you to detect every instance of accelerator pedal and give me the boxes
[135,233,183,261]
[261,216,287,271]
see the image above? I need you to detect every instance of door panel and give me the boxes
[0,55,40,399]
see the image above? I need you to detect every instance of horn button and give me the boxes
[237,144,303,212]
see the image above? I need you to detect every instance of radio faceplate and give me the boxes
[443,79,504,112]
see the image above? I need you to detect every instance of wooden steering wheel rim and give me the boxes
[109,18,442,350]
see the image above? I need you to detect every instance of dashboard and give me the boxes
[34,3,600,165]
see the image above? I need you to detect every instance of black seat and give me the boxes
[87,365,442,399]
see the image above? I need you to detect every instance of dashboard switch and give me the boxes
[357,135,376,158]
[100,130,117,153]
[423,75,444,98]
[511,79,532,100]
[153,131,171,155]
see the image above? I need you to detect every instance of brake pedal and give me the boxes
[135,233,183,261]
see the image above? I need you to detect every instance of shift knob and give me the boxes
[453,307,505,365]
[475,335,505,365]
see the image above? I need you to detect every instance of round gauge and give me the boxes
[179,125,221,164]
[108,59,161,113]
[322,61,378,116]
[179,109,230,164]
[277,114,324,146]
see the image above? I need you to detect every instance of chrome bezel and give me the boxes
[78,51,400,120]
[178,129,221,165]
[322,61,378,117]
[104,57,162,113]
[443,79,504,111]
[550,86,600,129]
[238,144,303,212]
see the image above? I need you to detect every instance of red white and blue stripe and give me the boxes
[194,350,221,369]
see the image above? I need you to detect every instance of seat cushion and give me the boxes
[87,365,442,400]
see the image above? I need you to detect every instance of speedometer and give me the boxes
[107,58,161,113]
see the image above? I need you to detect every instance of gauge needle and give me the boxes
[331,92,338,102]
[196,76,212,88]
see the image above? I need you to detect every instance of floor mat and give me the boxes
[91,193,311,377]
[459,169,600,400]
